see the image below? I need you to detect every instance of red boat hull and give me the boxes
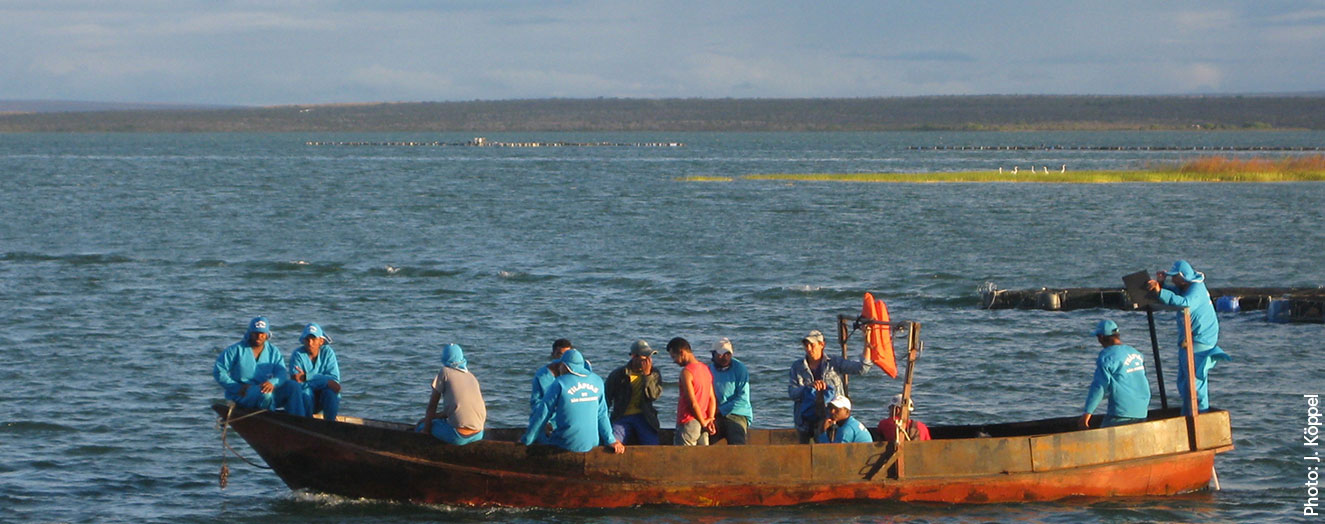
[214,404,1231,508]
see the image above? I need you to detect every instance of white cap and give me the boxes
[827,396,852,410]
[711,337,733,356]
[889,394,916,413]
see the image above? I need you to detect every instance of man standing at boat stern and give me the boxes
[709,338,753,444]
[421,343,486,445]
[1080,320,1151,428]
[1146,260,1231,414]
[668,337,716,446]
[789,330,871,443]
[605,340,663,445]
[289,323,341,421]
[523,350,624,453]
[213,317,306,416]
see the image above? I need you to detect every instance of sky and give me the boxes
[1,1,1323,106]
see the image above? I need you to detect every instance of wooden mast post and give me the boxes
[838,315,851,398]
[1182,308,1200,451]
[895,321,921,480]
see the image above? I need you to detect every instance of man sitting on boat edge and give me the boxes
[605,339,663,446]
[816,396,872,444]
[531,338,577,443]
[522,349,625,454]
[214,316,306,416]
[289,323,341,422]
[877,394,930,442]
[1080,320,1151,428]
[420,343,487,445]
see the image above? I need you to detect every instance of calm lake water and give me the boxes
[1,131,1323,523]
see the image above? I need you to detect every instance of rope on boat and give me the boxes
[217,402,271,489]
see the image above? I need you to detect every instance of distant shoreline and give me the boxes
[3,95,1325,132]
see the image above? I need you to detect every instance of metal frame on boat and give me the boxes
[212,313,1233,508]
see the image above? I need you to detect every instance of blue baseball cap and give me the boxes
[1091,319,1119,337]
[247,316,271,334]
[300,323,331,343]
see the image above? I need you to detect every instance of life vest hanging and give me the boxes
[862,292,898,378]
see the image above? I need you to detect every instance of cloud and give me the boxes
[846,50,977,63]
[347,65,455,98]
[1170,63,1223,92]
[1173,10,1237,32]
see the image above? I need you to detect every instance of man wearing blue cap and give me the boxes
[1147,260,1231,413]
[530,338,583,444]
[1080,320,1151,428]
[289,323,341,421]
[522,349,624,453]
[214,317,306,416]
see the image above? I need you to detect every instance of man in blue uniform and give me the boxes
[530,338,575,444]
[1146,260,1231,413]
[816,396,872,444]
[709,338,753,444]
[289,323,341,421]
[214,317,305,415]
[1080,320,1151,428]
[522,350,624,453]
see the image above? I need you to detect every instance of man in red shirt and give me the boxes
[876,394,931,442]
[667,337,716,446]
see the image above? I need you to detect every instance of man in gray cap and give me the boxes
[788,329,871,443]
[605,339,663,445]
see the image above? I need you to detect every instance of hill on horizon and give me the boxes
[2,95,1324,132]
[0,99,239,114]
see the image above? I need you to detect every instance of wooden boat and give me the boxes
[212,403,1232,507]
[212,316,1232,507]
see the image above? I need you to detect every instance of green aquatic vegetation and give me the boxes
[735,155,1325,183]
[677,176,734,182]
[739,170,1325,183]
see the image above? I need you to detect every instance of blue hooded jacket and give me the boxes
[1155,260,1219,348]
[1083,344,1152,419]
[214,333,290,401]
[521,350,616,452]
[289,345,340,390]
[711,359,754,422]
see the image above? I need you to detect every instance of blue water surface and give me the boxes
[1,131,1322,523]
